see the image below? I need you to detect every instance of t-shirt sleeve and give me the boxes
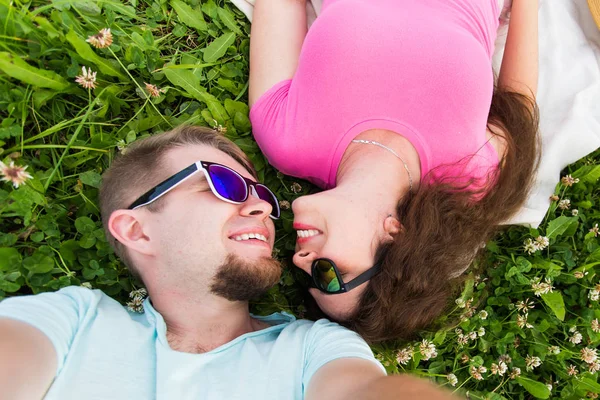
[249,80,293,153]
[302,319,386,389]
[0,286,102,375]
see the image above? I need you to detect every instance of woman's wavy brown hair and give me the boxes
[345,86,541,344]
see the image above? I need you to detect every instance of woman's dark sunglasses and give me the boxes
[128,161,281,219]
[306,258,381,295]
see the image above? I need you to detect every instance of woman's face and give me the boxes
[292,189,390,321]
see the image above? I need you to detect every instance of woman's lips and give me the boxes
[294,223,322,244]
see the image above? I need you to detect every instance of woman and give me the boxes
[249,0,539,343]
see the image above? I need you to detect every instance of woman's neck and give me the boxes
[336,129,421,200]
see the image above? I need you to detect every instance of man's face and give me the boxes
[139,144,280,300]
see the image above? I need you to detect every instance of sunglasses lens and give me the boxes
[207,165,248,202]
[313,259,341,293]
[255,184,281,218]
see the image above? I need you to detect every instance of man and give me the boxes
[0,126,455,399]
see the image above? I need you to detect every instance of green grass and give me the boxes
[0,1,599,398]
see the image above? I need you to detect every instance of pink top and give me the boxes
[250,0,501,189]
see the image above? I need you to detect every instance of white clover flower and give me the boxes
[419,339,438,361]
[592,319,600,333]
[477,327,486,337]
[457,334,469,346]
[290,182,302,193]
[589,289,600,302]
[558,199,571,210]
[469,365,486,381]
[574,271,586,279]
[516,313,534,329]
[0,161,33,188]
[279,200,291,210]
[531,277,554,297]
[569,331,583,345]
[561,175,579,187]
[468,331,478,341]
[446,373,458,387]
[499,355,512,365]
[455,298,466,308]
[589,361,600,373]
[490,361,508,376]
[75,66,97,89]
[490,363,499,375]
[396,346,413,365]
[126,296,144,313]
[525,355,541,371]
[567,364,578,376]
[129,288,148,299]
[523,238,538,254]
[86,28,113,48]
[516,299,535,313]
[509,367,521,379]
[144,82,166,98]
[581,347,598,364]
[478,310,488,320]
[546,383,553,392]
[116,139,127,152]
[572,209,579,216]
[534,236,550,250]
[590,224,599,237]
[548,346,561,355]
[497,361,508,375]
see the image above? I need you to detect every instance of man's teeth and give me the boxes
[233,233,268,242]
[297,229,320,238]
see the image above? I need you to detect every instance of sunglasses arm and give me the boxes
[343,264,382,292]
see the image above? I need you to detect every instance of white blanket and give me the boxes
[232,0,600,228]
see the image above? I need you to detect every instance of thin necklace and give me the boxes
[351,139,413,192]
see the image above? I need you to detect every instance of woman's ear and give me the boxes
[108,210,154,256]
[383,215,402,238]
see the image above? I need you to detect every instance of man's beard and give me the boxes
[210,254,282,301]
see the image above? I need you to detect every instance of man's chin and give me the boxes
[210,254,282,302]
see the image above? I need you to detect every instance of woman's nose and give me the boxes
[293,250,319,274]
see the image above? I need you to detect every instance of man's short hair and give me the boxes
[99,125,257,275]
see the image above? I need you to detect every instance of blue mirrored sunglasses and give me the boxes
[128,161,281,219]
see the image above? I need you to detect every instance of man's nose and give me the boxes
[240,187,273,218]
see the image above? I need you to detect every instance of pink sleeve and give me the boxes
[249,80,293,158]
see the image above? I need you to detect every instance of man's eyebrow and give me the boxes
[187,174,208,189]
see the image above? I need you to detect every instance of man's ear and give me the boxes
[108,210,154,256]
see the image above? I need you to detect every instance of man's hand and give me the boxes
[0,318,57,400]
[306,358,459,400]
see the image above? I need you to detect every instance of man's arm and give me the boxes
[306,359,458,400]
[248,0,307,107]
[498,0,539,97]
[0,318,57,400]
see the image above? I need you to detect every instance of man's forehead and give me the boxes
[164,144,253,179]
